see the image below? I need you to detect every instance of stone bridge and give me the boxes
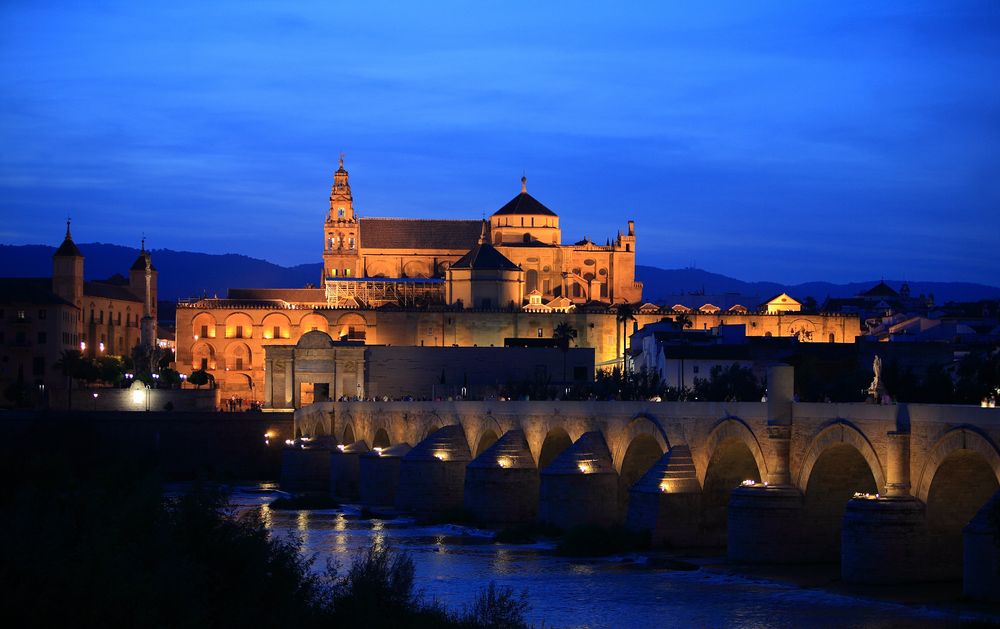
[286,366,1000,597]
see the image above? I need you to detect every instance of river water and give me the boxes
[203,484,996,628]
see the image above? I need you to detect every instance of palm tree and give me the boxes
[615,302,636,373]
[672,313,693,330]
[553,321,578,385]
[54,349,84,410]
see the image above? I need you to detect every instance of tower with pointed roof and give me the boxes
[52,219,84,312]
[129,238,158,349]
[323,154,361,282]
[445,220,525,309]
[489,176,561,246]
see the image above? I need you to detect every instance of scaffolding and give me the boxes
[324,278,446,308]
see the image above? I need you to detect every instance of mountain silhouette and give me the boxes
[2,243,998,305]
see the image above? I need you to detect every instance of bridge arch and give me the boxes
[611,413,670,473]
[917,426,1000,578]
[915,426,1000,503]
[537,426,573,471]
[796,420,885,494]
[701,417,767,543]
[701,417,768,486]
[372,427,391,449]
[798,420,882,561]
[342,421,356,445]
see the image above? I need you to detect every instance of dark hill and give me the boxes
[1,244,997,304]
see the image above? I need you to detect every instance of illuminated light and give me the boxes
[433,451,448,461]
[131,388,144,404]
[659,482,669,493]
[285,439,295,446]
[496,456,513,469]
[741,479,756,487]
[99,342,105,352]
[374,447,384,456]
[193,335,199,341]
[337,444,346,452]
[92,393,98,399]
[80,341,86,351]
[577,462,592,474]
[264,431,275,439]
[762,481,768,487]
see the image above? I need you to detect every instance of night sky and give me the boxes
[1,2,998,284]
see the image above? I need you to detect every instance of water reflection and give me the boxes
[207,484,991,629]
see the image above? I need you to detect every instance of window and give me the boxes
[235,357,244,371]
[38,309,47,320]
[693,365,700,374]
[829,333,836,343]
[16,310,25,320]
[99,311,104,323]
[90,309,94,322]
[338,207,345,218]
[537,327,543,338]
[273,325,281,339]
[15,331,25,344]
[37,332,46,344]
[543,279,550,294]
[332,268,338,277]
[344,268,351,277]
[235,325,245,338]
[348,237,355,250]
[200,325,209,338]
[117,312,121,325]
[200,358,208,371]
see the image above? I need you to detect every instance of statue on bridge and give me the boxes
[866,355,889,404]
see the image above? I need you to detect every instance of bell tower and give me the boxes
[323,153,361,281]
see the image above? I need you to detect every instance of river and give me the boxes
[196,483,997,628]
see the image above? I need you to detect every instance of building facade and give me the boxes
[0,223,158,405]
[174,159,861,401]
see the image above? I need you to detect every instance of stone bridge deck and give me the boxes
[287,366,1000,598]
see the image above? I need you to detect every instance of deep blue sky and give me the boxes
[1,2,998,284]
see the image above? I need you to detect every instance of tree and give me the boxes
[615,302,636,373]
[54,349,86,410]
[188,369,210,389]
[553,321,578,386]
[692,364,763,402]
[670,313,693,330]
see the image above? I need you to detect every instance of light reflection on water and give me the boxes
[178,484,995,629]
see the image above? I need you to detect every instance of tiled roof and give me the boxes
[860,281,899,298]
[54,237,82,257]
[359,218,484,250]
[228,288,327,302]
[84,281,142,302]
[451,242,521,271]
[492,192,557,217]
[130,251,157,272]
[0,278,75,306]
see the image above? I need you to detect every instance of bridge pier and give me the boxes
[539,431,618,530]
[464,430,539,524]
[396,425,472,514]
[728,485,809,563]
[280,444,332,493]
[841,496,927,583]
[626,445,703,547]
[963,489,1000,602]
[330,441,369,501]
[359,443,411,507]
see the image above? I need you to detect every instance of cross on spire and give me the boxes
[65,217,72,240]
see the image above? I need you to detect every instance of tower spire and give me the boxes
[339,152,345,170]
[65,218,72,240]
[478,220,487,245]
[521,174,527,194]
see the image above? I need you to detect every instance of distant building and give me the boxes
[0,223,157,405]
[175,159,861,402]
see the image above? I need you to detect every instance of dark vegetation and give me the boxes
[0,422,530,628]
